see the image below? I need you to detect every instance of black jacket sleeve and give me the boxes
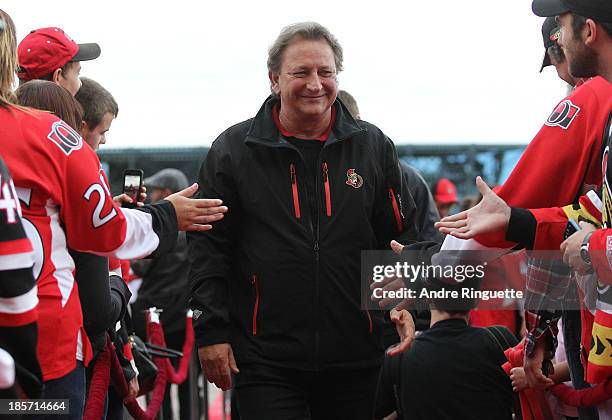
[372,137,419,248]
[136,200,179,258]
[505,207,537,249]
[187,139,241,348]
[399,163,443,242]
[73,250,112,341]
[73,250,131,355]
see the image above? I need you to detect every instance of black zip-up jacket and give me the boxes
[188,96,417,371]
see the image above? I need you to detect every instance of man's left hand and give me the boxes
[387,308,415,356]
[560,221,596,273]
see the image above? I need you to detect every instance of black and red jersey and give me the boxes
[0,156,36,326]
[0,156,41,396]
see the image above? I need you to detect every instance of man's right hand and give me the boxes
[165,183,228,232]
[198,343,239,391]
[435,176,511,239]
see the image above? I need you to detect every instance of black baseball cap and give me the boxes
[540,17,560,72]
[532,0,612,22]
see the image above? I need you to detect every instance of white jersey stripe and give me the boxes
[0,251,34,271]
[0,286,38,314]
[46,201,75,308]
[112,208,159,260]
[587,190,603,212]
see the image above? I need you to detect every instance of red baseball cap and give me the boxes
[17,27,101,81]
[435,178,458,205]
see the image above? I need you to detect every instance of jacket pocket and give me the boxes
[322,162,331,217]
[289,164,301,219]
[252,274,260,336]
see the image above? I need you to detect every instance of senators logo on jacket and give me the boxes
[345,169,363,189]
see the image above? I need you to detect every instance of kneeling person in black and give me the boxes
[376,279,517,420]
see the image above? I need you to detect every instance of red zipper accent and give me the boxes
[290,164,301,219]
[252,275,259,336]
[366,310,373,334]
[388,188,403,233]
[322,162,331,217]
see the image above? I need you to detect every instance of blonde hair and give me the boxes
[0,9,17,108]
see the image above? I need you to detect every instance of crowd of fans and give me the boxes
[0,0,611,419]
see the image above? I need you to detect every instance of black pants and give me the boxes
[234,363,380,420]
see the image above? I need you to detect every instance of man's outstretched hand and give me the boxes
[165,183,228,231]
[435,176,511,239]
[387,308,415,356]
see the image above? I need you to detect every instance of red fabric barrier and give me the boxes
[502,343,554,420]
[83,312,194,419]
[83,338,112,420]
[108,322,168,420]
[159,314,194,384]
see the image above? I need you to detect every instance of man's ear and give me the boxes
[80,121,89,135]
[51,68,62,83]
[584,18,598,46]
[269,70,280,95]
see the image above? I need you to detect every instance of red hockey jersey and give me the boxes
[0,106,177,380]
[442,77,612,253]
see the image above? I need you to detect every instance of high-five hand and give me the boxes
[165,183,228,231]
[435,177,510,239]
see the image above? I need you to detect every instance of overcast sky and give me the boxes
[5,1,568,148]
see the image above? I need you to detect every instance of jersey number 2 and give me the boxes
[84,184,118,228]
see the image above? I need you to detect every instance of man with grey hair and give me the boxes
[188,21,418,419]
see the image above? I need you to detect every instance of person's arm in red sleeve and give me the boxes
[445,80,608,251]
[53,131,225,260]
[588,229,612,281]
[505,191,603,250]
[496,80,606,210]
[36,115,226,260]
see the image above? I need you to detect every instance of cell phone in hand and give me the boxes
[568,218,581,232]
[564,218,581,239]
[122,169,144,208]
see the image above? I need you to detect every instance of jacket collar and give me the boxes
[430,318,469,330]
[245,95,366,147]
